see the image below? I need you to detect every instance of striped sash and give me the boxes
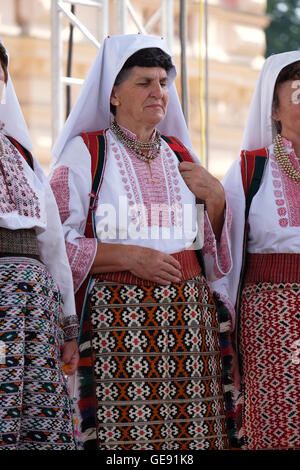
[6,135,34,170]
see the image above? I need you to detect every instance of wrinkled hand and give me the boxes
[128,246,182,285]
[179,162,225,240]
[179,161,224,205]
[61,338,79,376]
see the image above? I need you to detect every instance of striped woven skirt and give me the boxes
[78,273,237,450]
[238,253,300,450]
[0,257,76,450]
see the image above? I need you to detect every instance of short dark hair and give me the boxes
[0,43,8,83]
[111,47,173,115]
[272,60,300,133]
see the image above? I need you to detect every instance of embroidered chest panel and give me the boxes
[270,142,300,227]
[0,135,40,219]
[110,139,185,228]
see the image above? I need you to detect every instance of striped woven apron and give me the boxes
[78,251,233,450]
[239,253,300,450]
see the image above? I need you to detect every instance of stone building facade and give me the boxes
[0,0,268,176]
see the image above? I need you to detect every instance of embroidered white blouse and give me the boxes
[212,137,300,328]
[0,131,77,332]
[49,128,233,293]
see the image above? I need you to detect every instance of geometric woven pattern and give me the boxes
[0,257,76,450]
[78,276,231,450]
[240,281,300,449]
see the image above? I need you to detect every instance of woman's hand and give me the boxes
[179,162,225,241]
[91,243,182,285]
[128,246,182,285]
[61,338,79,375]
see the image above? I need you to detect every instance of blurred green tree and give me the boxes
[265,0,300,57]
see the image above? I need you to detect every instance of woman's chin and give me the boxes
[144,112,166,127]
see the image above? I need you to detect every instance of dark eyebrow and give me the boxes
[136,76,168,83]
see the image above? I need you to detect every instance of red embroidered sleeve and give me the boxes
[66,239,97,292]
[202,203,232,280]
[50,165,98,293]
[50,167,71,223]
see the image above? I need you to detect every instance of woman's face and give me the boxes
[110,66,169,133]
[273,79,300,137]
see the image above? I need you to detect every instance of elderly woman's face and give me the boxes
[110,66,169,131]
[273,79,300,137]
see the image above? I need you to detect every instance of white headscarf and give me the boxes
[0,41,32,151]
[52,33,193,162]
[241,50,300,151]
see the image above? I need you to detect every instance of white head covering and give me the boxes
[52,33,192,161]
[0,41,32,151]
[241,50,300,151]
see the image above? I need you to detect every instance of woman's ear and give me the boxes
[272,104,280,123]
[272,105,282,133]
[110,86,120,106]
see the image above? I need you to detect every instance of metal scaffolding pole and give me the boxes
[162,0,174,52]
[180,0,189,126]
[51,0,103,143]
[99,0,109,39]
[204,0,209,169]
[60,0,109,40]
[198,0,209,168]
[51,0,177,143]
[116,0,127,35]
[51,0,63,144]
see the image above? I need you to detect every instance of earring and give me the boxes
[115,100,120,106]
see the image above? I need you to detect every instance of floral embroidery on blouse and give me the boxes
[202,205,232,280]
[66,238,98,292]
[110,128,183,229]
[50,166,71,223]
[271,137,300,227]
[0,133,40,219]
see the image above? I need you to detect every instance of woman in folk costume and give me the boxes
[212,51,300,450]
[50,33,238,450]
[0,42,79,450]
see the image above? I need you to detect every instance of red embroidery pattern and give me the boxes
[50,166,71,223]
[66,238,97,292]
[78,279,230,450]
[111,139,143,227]
[110,131,183,229]
[130,155,170,227]
[271,138,300,227]
[240,281,300,449]
[217,206,232,275]
[163,145,183,227]
[202,218,215,257]
[0,134,40,219]
[202,208,232,278]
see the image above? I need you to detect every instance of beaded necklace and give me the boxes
[110,120,161,162]
[273,134,300,183]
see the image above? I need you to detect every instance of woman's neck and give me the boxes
[114,118,155,142]
[281,129,300,159]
